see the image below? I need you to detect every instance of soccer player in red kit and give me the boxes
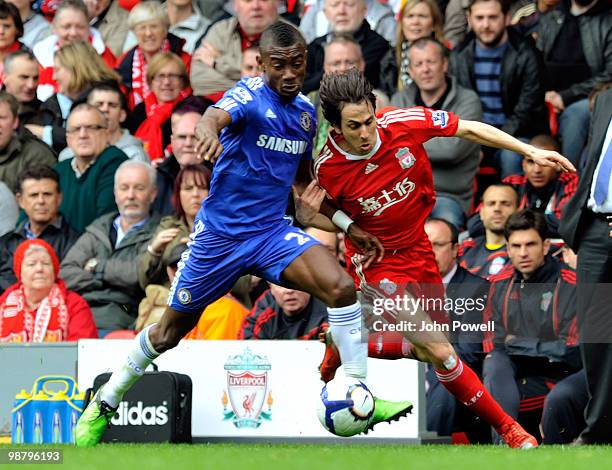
[296,69,576,448]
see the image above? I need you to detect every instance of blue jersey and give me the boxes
[202,77,316,239]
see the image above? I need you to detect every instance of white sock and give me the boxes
[327,301,367,381]
[100,324,160,408]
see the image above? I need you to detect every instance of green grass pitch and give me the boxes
[4,444,612,470]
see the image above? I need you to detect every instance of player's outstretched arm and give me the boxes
[194,106,232,164]
[454,119,576,173]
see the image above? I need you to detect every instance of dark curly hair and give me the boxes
[319,69,376,128]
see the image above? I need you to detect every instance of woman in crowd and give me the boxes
[127,51,192,161]
[0,1,27,84]
[0,239,97,342]
[379,0,446,96]
[6,0,50,50]
[116,0,191,110]
[26,40,121,153]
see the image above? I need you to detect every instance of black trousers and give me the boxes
[576,212,612,443]
[541,370,588,444]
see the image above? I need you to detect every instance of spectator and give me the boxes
[310,34,366,156]
[537,0,611,167]
[116,1,191,109]
[0,91,56,193]
[503,134,578,237]
[6,0,50,49]
[559,86,612,444]
[0,239,97,342]
[459,183,518,279]
[391,38,482,229]
[450,0,549,178]
[3,51,42,128]
[304,0,390,94]
[26,40,121,153]
[0,0,27,85]
[424,217,490,438]
[189,0,278,99]
[0,180,18,237]
[510,0,561,39]
[59,81,148,163]
[483,209,581,443]
[54,104,128,233]
[240,46,260,78]
[379,0,446,96]
[166,0,210,54]
[240,283,328,340]
[85,0,131,57]
[32,0,116,102]
[126,52,192,161]
[443,0,469,48]
[300,0,396,46]
[152,108,208,213]
[60,160,161,334]
[0,166,79,292]
[138,242,248,339]
[140,163,210,287]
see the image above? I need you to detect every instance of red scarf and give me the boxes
[136,87,192,160]
[0,280,69,342]
[131,39,171,107]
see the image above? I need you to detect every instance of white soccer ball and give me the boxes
[317,377,375,437]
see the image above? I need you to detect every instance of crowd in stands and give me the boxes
[0,0,609,445]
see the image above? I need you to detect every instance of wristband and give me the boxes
[332,210,354,233]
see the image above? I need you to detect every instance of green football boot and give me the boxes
[75,387,117,447]
[365,397,413,433]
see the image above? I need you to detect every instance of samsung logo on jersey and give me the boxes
[256,134,307,155]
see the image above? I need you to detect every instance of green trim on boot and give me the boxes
[75,388,117,447]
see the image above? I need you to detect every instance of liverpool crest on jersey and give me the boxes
[395,147,415,169]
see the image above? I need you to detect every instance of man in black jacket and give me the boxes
[559,87,612,444]
[0,166,79,293]
[484,209,581,442]
[537,0,611,167]
[450,0,548,178]
[303,0,390,94]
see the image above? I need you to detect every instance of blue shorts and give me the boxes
[167,218,320,313]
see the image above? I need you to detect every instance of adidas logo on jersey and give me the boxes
[265,108,277,119]
[365,163,379,174]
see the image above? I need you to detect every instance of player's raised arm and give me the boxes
[194,106,232,164]
[454,119,576,173]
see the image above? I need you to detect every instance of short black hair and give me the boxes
[87,80,129,113]
[17,166,60,194]
[259,20,306,52]
[504,209,548,242]
[468,0,510,15]
[0,0,23,39]
[319,68,376,128]
[426,217,459,244]
[481,182,519,206]
[529,134,560,152]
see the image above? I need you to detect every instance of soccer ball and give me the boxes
[317,377,375,437]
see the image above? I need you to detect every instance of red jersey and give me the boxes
[315,106,459,257]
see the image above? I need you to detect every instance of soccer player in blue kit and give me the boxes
[75,21,410,446]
